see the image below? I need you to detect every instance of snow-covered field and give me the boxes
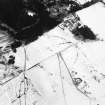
[1,2,105,105]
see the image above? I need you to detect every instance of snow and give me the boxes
[77,2,105,40]
[1,2,105,105]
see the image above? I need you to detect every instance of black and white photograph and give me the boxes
[0,0,105,105]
